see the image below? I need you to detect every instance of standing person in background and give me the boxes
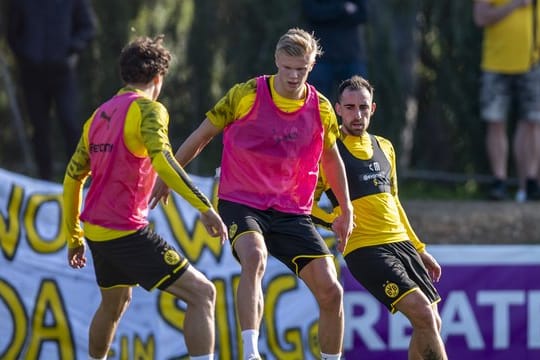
[7,0,97,180]
[302,0,368,101]
[151,28,354,360]
[474,0,540,201]
[312,75,447,360]
[63,35,228,360]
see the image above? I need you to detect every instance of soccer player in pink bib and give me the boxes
[151,28,354,360]
[63,35,227,360]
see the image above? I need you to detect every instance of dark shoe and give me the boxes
[488,179,507,201]
[526,178,540,200]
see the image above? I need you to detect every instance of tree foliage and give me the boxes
[0,0,489,183]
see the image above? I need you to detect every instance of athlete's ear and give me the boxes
[371,102,377,115]
[335,102,342,117]
[308,60,315,73]
[151,74,164,100]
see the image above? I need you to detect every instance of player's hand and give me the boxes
[419,251,442,282]
[332,208,354,253]
[200,208,228,244]
[68,244,87,269]
[149,177,171,209]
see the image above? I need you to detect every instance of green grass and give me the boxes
[399,178,487,200]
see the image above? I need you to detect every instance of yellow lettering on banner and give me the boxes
[264,274,303,359]
[323,234,337,249]
[117,335,154,360]
[307,320,320,358]
[120,336,129,360]
[25,194,65,253]
[0,184,23,259]
[159,291,186,331]
[161,193,222,262]
[231,275,242,359]
[157,292,191,358]
[134,335,155,359]
[0,280,27,359]
[215,279,234,360]
[26,280,75,359]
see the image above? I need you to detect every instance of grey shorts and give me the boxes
[480,64,540,123]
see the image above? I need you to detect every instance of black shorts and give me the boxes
[344,241,441,313]
[218,199,332,275]
[86,226,189,291]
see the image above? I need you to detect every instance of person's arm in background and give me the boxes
[320,144,353,253]
[473,0,530,27]
[70,0,98,54]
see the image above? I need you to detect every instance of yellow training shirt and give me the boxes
[312,132,426,256]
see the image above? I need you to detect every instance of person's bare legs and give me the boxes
[300,256,344,355]
[486,121,507,181]
[395,290,447,360]
[485,121,509,199]
[514,121,531,193]
[165,266,217,356]
[514,120,540,199]
[234,232,267,359]
[89,287,132,358]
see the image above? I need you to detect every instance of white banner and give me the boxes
[3,167,540,360]
[0,168,325,360]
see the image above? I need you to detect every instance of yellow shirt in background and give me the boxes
[480,0,540,73]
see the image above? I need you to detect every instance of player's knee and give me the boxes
[433,309,442,331]
[193,277,216,308]
[409,305,438,331]
[316,280,343,310]
[102,291,132,319]
[240,247,267,276]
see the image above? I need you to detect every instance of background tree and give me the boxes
[0,0,488,193]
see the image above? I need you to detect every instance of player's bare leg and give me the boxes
[396,291,447,360]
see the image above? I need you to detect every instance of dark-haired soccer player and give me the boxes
[63,36,227,360]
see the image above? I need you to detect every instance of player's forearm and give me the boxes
[62,174,85,248]
[152,150,212,212]
[321,147,353,215]
[174,118,220,166]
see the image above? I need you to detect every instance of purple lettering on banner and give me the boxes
[342,245,540,360]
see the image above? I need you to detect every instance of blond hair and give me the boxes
[275,28,322,63]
